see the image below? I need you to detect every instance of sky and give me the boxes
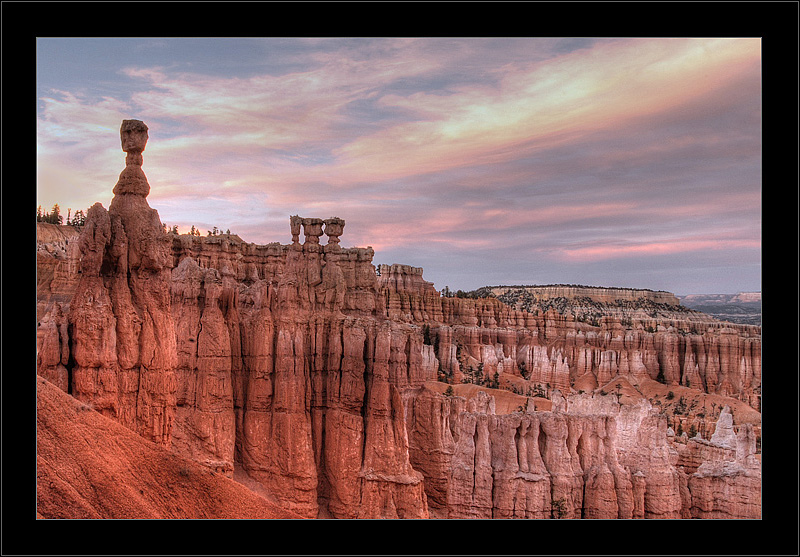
[36,37,762,296]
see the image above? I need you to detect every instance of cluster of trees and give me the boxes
[671,395,688,416]
[440,286,495,299]
[36,204,86,226]
[207,226,231,236]
[675,421,698,438]
[488,283,661,293]
[574,312,602,327]
[161,224,233,236]
[162,224,181,234]
[508,382,548,398]
[460,362,501,389]
[38,202,241,242]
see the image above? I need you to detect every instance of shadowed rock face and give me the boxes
[36,121,760,519]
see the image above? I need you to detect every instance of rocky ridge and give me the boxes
[679,293,762,326]
[36,120,761,519]
[490,284,681,305]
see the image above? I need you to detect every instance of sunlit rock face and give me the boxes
[37,121,760,519]
[167,217,429,517]
[66,120,177,447]
[376,263,761,415]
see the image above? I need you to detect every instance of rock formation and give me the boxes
[67,119,177,446]
[377,264,762,415]
[36,120,761,519]
[166,220,429,518]
[677,406,762,518]
[36,223,81,322]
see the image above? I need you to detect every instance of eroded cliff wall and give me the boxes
[378,264,761,414]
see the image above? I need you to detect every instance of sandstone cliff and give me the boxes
[378,264,761,413]
[35,120,760,519]
[66,120,178,448]
[36,222,80,322]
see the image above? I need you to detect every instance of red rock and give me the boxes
[36,376,302,519]
[67,123,177,446]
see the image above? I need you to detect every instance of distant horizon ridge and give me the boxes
[482,283,673,293]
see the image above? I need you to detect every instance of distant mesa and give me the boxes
[680,292,761,305]
[678,292,761,327]
[487,284,681,306]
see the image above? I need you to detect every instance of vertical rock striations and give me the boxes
[680,406,762,518]
[68,120,177,446]
[168,217,429,517]
[376,264,761,414]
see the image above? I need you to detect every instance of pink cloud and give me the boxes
[326,39,761,184]
[39,38,761,210]
[557,237,761,261]
[80,39,760,197]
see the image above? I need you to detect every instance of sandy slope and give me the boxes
[36,376,303,519]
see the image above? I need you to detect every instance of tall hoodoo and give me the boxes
[69,119,177,446]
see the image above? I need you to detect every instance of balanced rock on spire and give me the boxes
[113,119,150,197]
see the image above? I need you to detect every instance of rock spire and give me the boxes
[68,119,177,446]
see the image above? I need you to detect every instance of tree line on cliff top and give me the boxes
[163,224,233,237]
[37,203,232,237]
[37,204,86,227]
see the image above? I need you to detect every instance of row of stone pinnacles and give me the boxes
[290,215,345,248]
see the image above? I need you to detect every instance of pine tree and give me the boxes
[49,204,62,225]
[72,209,86,226]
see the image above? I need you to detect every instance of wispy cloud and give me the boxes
[557,236,761,261]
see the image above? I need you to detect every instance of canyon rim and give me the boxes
[34,120,763,525]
